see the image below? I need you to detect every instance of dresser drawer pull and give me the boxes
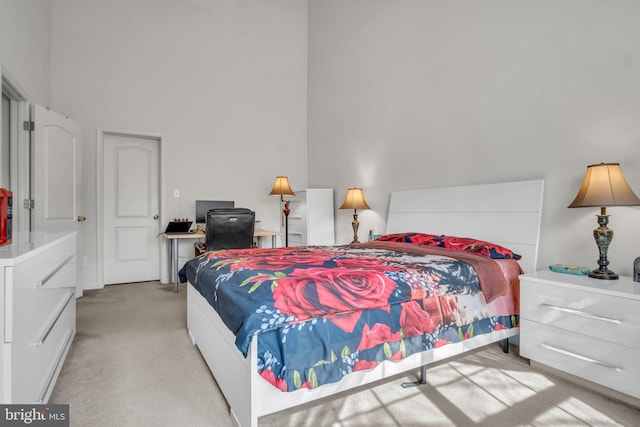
[540,343,623,372]
[34,254,75,287]
[31,289,75,347]
[4,267,14,343]
[36,327,74,404]
[540,303,623,325]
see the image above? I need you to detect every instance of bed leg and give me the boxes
[502,338,509,353]
[401,365,427,388]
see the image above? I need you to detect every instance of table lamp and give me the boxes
[269,176,295,247]
[340,188,370,243]
[568,162,640,279]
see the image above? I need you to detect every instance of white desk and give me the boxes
[163,229,281,292]
[254,229,281,248]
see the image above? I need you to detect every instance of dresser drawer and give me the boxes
[11,251,76,347]
[521,320,640,399]
[521,281,640,349]
[13,236,76,290]
[12,289,76,403]
[13,284,76,348]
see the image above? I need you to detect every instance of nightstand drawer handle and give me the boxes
[540,303,623,325]
[540,343,622,372]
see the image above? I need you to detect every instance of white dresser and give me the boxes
[0,231,77,404]
[286,189,334,246]
[520,270,640,399]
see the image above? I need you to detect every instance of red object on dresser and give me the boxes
[0,188,12,246]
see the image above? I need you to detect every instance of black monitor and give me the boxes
[195,200,235,223]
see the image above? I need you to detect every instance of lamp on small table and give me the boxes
[269,176,295,247]
[339,187,370,243]
[568,162,640,280]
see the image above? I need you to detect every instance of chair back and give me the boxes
[205,208,255,250]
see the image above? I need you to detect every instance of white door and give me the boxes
[32,105,83,233]
[32,105,83,296]
[103,133,160,284]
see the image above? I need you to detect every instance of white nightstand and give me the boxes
[520,270,640,400]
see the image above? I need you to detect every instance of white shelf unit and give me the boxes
[285,189,334,246]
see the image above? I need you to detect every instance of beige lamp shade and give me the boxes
[339,188,370,210]
[568,163,640,208]
[269,176,295,197]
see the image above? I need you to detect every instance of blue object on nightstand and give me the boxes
[549,264,589,275]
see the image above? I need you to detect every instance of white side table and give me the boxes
[520,270,640,399]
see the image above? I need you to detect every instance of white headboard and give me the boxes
[386,180,544,274]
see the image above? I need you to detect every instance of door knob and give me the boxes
[77,215,86,222]
[153,215,159,220]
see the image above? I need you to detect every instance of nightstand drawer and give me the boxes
[521,321,640,399]
[521,281,640,349]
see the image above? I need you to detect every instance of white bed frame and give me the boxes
[187,179,544,427]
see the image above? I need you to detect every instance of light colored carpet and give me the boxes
[51,281,640,426]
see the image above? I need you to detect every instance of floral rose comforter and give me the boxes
[179,242,520,392]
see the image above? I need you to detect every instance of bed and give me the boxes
[182,179,544,427]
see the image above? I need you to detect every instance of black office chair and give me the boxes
[204,208,255,251]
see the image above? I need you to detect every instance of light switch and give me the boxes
[174,189,180,198]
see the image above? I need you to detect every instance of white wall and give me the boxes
[308,0,640,276]
[0,0,51,106]
[4,1,640,284]
[49,0,308,287]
